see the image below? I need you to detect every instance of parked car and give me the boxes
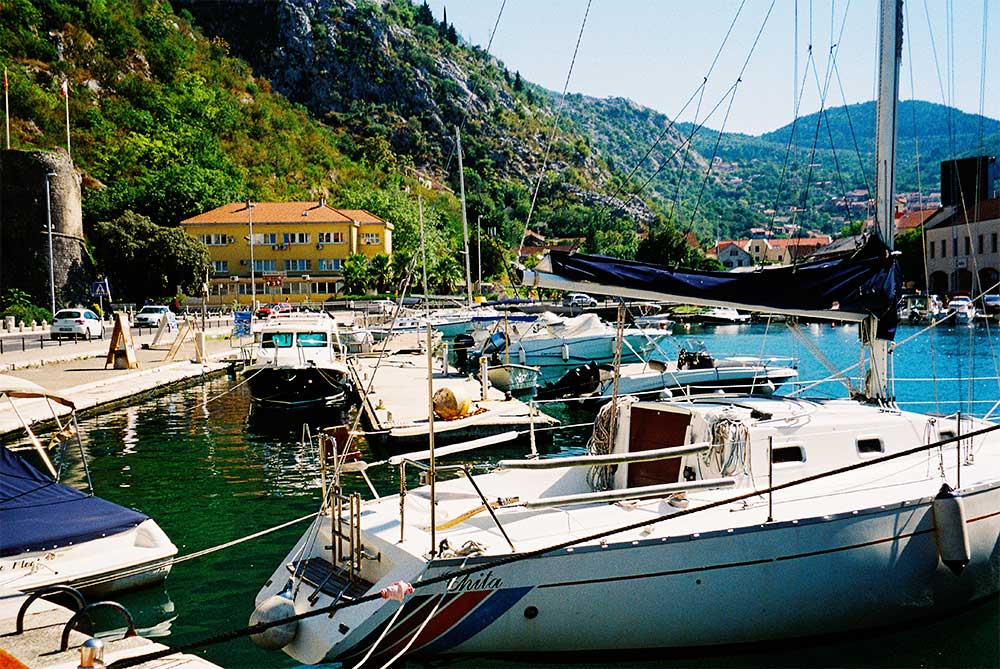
[983,294,1000,316]
[563,292,599,308]
[50,309,104,340]
[256,302,294,318]
[134,305,178,330]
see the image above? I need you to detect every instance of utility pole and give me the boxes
[45,172,57,315]
[456,126,472,307]
[247,201,256,317]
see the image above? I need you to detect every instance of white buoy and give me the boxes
[932,483,971,576]
[249,594,298,649]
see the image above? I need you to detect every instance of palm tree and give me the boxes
[342,254,370,294]
[431,255,463,295]
[368,253,392,293]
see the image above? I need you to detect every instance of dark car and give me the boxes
[983,294,1000,315]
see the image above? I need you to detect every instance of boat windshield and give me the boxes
[261,333,293,348]
[297,333,328,347]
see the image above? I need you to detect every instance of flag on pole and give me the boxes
[60,79,71,160]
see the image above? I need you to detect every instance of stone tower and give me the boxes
[0,149,88,311]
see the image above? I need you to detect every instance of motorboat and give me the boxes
[0,376,176,596]
[244,314,354,409]
[945,296,977,325]
[697,306,750,325]
[898,293,944,324]
[472,312,670,383]
[251,395,1000,665]
[485,363,541,393]
[535,341,798,402]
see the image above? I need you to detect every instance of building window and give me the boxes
[978,234,984,254]
[929,240,935,259]
[362,232,380,246]
[729,248,738,257]
[941,240,947,258]
[212,260,229,274]
[253,260,277,272]
[318,259,343,271]
[317,231,346,244]
[964,236,971,255]
[993,232,998,253]
[723,260,733,268]
[253,233,277,245]
[283,259,311,271]
[953,238,958,256]
[283,232,310,245]
[199,233,229,246]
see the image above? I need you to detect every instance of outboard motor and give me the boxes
[453,334,476,374]
[678,348,714,370]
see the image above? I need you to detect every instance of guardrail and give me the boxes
[0,317,232,355]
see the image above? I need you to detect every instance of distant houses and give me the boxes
[708,235,833,268]
[180,200,393,305]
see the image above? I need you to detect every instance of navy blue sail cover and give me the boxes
[544,236,901,338]
[0,446,148,557]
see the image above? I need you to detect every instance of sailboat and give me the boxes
[250,2,1000,664]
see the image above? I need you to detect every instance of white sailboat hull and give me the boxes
[264,479,1000,665]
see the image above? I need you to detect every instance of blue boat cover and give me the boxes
[542,236,901,338]
[0,446,148,558]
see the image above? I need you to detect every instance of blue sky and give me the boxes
[426,1,996,135]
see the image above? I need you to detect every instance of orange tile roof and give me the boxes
[181,202,392,228]
[767,236,832,248]
[896,208,937,231]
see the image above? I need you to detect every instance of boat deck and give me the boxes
[349,354,558,452]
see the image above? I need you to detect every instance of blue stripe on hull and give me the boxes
[417,587,533,655]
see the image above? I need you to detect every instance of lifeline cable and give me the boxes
[108,422,1000,669]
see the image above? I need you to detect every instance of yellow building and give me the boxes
[180,200,393,305]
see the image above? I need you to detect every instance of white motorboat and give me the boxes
[0,376,176,596]
[251,395,1000,664]
[244,314,354,409]
[945,296,977,325]
[535,343,798,403]
[697,306,750,325]
[475,312,670,383]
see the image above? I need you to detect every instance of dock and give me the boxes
[350,353,559,453]
[0,326,237,437]
[0,587,221,668]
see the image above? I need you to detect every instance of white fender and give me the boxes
[518,348,526,365]
[560,343,570,361]
[932,483,971,576]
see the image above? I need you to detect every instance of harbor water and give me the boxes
[17,323,1000,667]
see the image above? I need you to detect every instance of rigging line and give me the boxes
[442,0,509,174]
[684,85,740,231]
[107,423,1000,669]
[830,61,872,204]
[597,0,747,226]
[902,0,939,414]
[517,0,593,256]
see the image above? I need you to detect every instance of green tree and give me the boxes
[415,1,434,26]
[90,211,211,303]
[431,255,463,294]
[368,253,392,293]
[895,228,925,289]
[342,253,370,294]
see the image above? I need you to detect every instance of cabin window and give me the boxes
[771,445,805,464]
[856,437,884,454]
[297,333,328,347]
[940,430,956,442]
[261,333,293,348]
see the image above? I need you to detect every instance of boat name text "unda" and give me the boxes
[447,570,504,592]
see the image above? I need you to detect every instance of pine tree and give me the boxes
[446,23,458,45]
[513,71,523,91]
[416,1,434,26]
[438,7,449,38]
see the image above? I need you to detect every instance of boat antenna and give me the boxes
[862,0,903,401]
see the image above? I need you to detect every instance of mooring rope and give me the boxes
[108,422,1000,669]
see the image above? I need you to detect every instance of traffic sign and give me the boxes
[91,281,112,297]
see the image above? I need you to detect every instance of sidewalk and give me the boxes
[0,326,245,436]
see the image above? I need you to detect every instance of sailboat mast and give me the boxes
[456,126,473,308]
[864,0,903,400]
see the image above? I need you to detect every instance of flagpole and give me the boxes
[4,67,9,149]
[62,79,70,161]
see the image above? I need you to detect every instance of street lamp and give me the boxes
[44,172,57,315]
[247,200,256,316]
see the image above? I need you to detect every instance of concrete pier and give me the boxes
[0,587,221,668]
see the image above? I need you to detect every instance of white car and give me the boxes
[50,309,104,340]
[134,305,178,330]
[563,292,599,308]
